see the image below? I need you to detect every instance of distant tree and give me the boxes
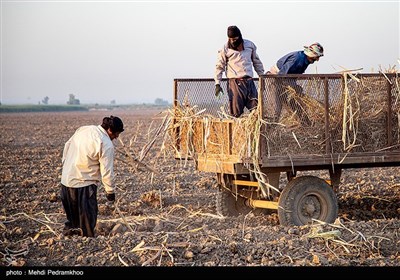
[42,96,49,105]
[154,98,169,106]
[67,94,80,105]
[110,100,116,105]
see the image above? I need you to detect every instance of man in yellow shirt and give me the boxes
[60,116,124,237]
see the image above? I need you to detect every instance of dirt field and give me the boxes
[0,109,399,270]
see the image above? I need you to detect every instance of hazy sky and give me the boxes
[1,0,399,105]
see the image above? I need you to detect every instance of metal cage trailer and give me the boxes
[171,73,400,226]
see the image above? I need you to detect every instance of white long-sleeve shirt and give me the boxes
[214,39,265,85]
[61,125,115,194]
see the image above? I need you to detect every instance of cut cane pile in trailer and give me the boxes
[171,73,400,160]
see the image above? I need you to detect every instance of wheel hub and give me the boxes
[305,202,316,215]
[301,196,321,218]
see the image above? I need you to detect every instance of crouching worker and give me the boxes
[267,43,324,125]
[60,115,124,237]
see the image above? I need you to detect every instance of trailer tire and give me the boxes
[216,174,268,216]
[278,176,338,226]
[216,189,252,216]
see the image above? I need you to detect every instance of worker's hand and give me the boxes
[106,192,115,202]
[215,84,224,97]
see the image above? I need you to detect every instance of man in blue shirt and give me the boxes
[267,43,324,125]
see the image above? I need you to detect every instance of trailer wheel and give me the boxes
[216,174,267,216]
[216,189,251,216]
[278,176,338,226]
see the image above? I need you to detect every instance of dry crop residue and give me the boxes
[0,109,399,267]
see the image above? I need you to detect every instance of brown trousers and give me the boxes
[227,78,258,118]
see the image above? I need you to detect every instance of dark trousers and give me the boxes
[270,78,311,125]
[228,78,258,118]
[61,184,98,237]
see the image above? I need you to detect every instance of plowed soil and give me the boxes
[0,109,399,270]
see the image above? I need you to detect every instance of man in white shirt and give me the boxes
[214,25,265,117]
[61,115,124,237]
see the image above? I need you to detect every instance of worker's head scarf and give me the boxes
[227,26,243,50]
[102,115,124,133]
[304,42,324,58]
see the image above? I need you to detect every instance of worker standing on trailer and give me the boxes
[60,116,124,237]
[214,25,265,118]
[267,43,324,125]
